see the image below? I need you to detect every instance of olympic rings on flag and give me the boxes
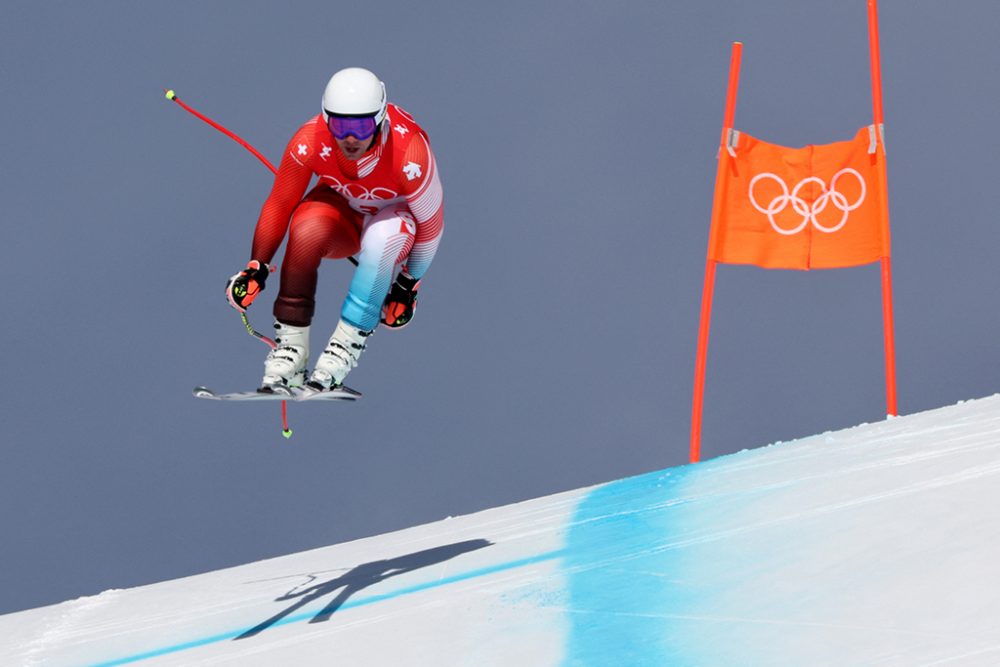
[748,168,866,236]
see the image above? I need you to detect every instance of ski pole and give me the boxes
[241,312,293,439]
[163,88,359,267]
[240,310,276,347]
[165,89,277,173]
[165,88,295,438]
[237,267,291,438]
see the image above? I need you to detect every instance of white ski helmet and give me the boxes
[322,67,387,126]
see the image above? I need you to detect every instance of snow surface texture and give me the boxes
[3,396,1000,666]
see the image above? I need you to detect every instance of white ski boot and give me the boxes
[306,319,372,389]
[261,321,309,388]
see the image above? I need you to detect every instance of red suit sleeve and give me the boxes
[400,134,444,280]
[250,128,314,265]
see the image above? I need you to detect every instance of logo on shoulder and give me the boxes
[393,124,409,137]
[297,143,308,157]
[403,162,422,181]
[320,144,332,160]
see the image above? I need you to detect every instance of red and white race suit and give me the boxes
[250,104,444,330]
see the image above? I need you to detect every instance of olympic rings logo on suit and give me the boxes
[320,175,399,202]
[748,168,866,236]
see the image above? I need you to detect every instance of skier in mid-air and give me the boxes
[225,67,444,392]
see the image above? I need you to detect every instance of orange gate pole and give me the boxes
[867,0,898,416]
[690,41,742,464]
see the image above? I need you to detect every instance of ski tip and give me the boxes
[282,428,293,439]
[165,89,176,100]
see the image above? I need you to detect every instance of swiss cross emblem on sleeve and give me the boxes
[297,143,308,156]
[403,161,422,181]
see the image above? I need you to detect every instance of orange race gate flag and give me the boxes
[689,1,897,464]
[709,126,889,269]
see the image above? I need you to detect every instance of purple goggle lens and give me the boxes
[326,114,377,141]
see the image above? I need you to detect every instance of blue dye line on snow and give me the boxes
[89,549,565,667]
[562,465,701,667]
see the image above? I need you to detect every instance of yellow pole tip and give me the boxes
[165,89,176,100]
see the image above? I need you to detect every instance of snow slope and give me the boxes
[4,396,1000,666]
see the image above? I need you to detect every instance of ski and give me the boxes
[296,384,363,401]
[193,385,361,402]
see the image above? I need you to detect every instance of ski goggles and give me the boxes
[326,114,378,141]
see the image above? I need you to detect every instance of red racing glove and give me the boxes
[226,260,271,312]
[381,272,420,329]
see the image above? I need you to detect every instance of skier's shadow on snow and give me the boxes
[236,538,493,640]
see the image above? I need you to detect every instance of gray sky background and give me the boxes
[2,0,998,615]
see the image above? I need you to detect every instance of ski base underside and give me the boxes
[193,385,361,402]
